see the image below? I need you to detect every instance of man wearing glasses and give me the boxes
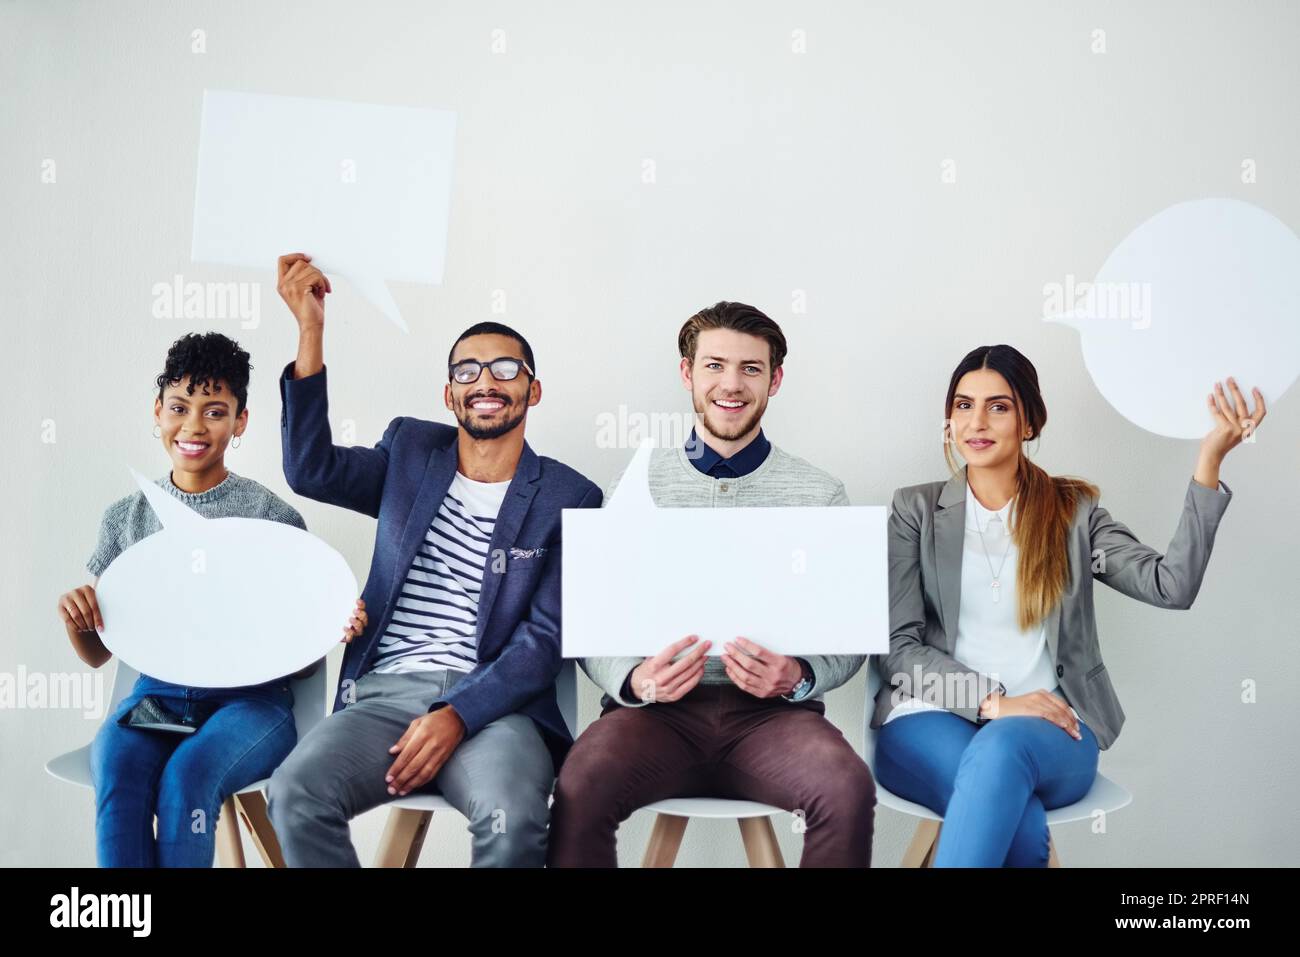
[266,253,601,867]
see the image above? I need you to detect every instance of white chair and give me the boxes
[863,662,1132,866]
[639,796,787,868]
[373,659,581,867]
[46,657,329,868]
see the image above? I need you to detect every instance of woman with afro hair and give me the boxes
[56,331,366,867]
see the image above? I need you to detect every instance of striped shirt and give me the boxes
[368,471,511,675]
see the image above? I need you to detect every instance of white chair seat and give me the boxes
[1045,772,1131,824]
[875,771,1131,824]
[45,744,93,788]
[641,797,784,820]
[47,745,277,799]
[876,785,943,821]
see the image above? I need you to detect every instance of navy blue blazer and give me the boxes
[278,361,602,766]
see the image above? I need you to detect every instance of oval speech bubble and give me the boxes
[1044,198,1299,438]
[95,469,357,688]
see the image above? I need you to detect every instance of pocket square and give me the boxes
[508,546,548,560]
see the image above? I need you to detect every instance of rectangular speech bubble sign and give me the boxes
[191,89,457,332]
[561,441,890,658]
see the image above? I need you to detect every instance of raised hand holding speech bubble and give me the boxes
[95,470,358,688]
[191,89,457,332]
[1044,198,1298,439]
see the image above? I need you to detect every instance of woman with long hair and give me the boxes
[870,344,1265,866]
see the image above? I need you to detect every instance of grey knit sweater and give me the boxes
[579,443,866,708]
[87,470,306,578]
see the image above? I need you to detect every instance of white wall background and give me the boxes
[2,0,1296,867]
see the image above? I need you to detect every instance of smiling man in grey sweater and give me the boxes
[547,301,875,867]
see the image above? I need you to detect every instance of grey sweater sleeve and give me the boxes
[86,498,129,578]
[793,479,866,697]
[263,493,308,531]
[579,656,649,707]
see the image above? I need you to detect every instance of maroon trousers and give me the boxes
[547,684,876,867]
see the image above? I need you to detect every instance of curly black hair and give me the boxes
[155,332,252,414]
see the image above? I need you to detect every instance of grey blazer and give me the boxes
[871,466,1233,750]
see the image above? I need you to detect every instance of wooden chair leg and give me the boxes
[641,813,689,867]
[215,795,246,868]
[374,808,433,868]
[899,820,1061,867]
[234,791,286,868]
[738,816,785,868]
[900,820,941,868]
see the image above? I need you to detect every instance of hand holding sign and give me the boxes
[1189,376,1269,490]
[277,253,332,331]
[94,470,359,688]
[625,635,712,703]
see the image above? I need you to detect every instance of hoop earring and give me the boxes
[231,436,241,449]
[152,424,161,438]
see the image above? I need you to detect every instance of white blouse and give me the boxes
[884,480,1079,725]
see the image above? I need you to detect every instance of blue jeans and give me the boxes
[875,710,1099,866]
[89,674,297,867]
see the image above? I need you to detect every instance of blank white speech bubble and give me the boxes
[1044,198,1299,439]
[95,470,358,688]
[561,440,889,658]
[191,89,457,332]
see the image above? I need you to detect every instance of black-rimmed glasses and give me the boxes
[448,356,535,384]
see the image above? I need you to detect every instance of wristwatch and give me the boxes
[782,658,815,702]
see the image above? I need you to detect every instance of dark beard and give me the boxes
[458,399,526,439]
